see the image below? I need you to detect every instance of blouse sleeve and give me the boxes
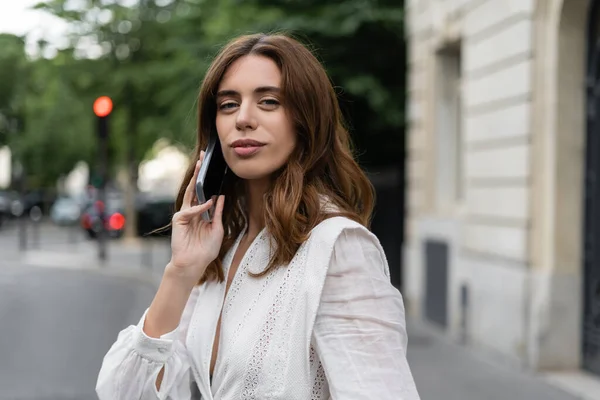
[312,227,421,400]
[95,287,199,400]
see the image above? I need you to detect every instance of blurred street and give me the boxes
[0,219,172,274]
[0,263,156,400]
[0,221,583,400]
[406,322,581,400]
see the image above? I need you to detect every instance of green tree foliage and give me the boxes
[0,34,28,148]
[16,51,98,188]
[0,34,98,187]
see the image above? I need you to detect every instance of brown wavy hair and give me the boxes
[175,33,375,284]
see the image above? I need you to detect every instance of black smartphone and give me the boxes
[195,133,228,221]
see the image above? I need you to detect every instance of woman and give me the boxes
[96,33,420,400]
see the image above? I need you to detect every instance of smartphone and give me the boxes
[195,133,228,221]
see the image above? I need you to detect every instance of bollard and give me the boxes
[12,161,27,252]
[18,214,27,252]
[459,283,470,345]
[30,206,42,249]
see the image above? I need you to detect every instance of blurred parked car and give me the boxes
[80,192,174,239]
[22,190,48,216]
[50,197,82,226]
[0,190,25,226]
[80,196,126,239]
[136,193,174,237]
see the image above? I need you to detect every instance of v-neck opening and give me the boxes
[207,226,267,392]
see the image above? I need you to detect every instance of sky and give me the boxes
[0,0,69,57]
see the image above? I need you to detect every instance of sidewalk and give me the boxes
[406,319,594,400]
[0,221,171,280]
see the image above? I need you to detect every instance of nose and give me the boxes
[235,102,258,131]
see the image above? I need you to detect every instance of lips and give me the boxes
[230,139,265,157]
[230,139,265,148]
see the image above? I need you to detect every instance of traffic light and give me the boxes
[94,96,113,139]
[93,95,113,117]
[93,96,113,263]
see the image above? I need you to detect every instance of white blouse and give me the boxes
[96,216,420,400]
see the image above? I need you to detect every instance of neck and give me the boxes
[244,178,269,238]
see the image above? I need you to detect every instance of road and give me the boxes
[0,220,169,400]
[0,264,157,400]
[0,220,588,400]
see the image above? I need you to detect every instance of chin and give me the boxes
[228,161,275,181]
[224,150,289,181]
[232,170,271,180]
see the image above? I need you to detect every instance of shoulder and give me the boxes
[299,216,392,316]
[309,216,375,247]
[307,216,388,274]
[298,217,391,316]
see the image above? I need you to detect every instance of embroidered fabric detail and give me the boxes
[241,278,287,399]
[241,242,305,399]
[222,229,267,317]
[228,267,276,349]
[264,241,308,392]
[309,346,327,399]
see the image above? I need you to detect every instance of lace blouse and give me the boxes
[96,217,420,400]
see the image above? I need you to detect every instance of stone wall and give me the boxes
[404,0,536,367]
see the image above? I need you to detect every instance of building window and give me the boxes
[434,45,463,210]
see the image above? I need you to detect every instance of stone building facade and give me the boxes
[404,0,600,379]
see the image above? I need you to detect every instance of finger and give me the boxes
[212,195,225,228]
[181,160,200,210]
[177,197,213,220]
[182,151,205,209]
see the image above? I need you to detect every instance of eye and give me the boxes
[219,101,238,110]
[260,98,280,107]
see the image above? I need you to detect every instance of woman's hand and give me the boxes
[168,151,225,285]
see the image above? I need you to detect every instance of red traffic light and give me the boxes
[93,96,113,117]
[109,212,126,231]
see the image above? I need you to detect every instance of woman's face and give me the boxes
[215,55,297,181]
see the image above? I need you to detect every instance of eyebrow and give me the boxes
[216,86,281,98]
